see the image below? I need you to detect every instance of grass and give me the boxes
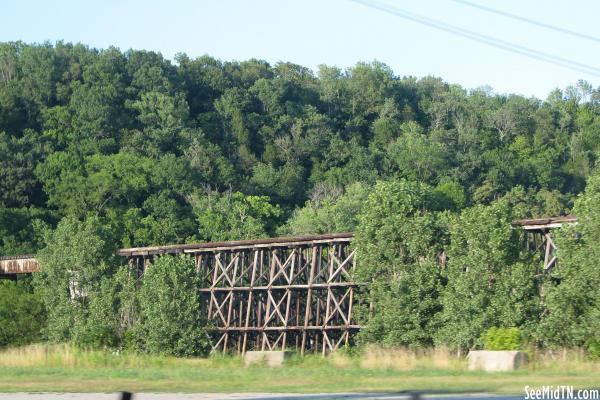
[0,344,599,393]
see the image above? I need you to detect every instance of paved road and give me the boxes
[0,394,524,400]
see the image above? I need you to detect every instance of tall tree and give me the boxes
[354,180,447,346]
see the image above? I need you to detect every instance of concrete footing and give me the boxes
[243,351,293,367]
[467,350,528,372]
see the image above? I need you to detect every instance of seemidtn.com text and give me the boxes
[525,386,600,400]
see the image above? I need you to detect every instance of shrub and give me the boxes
[135,254,210,356]
[482,327,522,350]
[0,279,46,348]
[586,338,600,360]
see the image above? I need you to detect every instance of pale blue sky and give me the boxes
[2,0,599,98]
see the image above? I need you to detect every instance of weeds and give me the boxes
[1,344,600,393]
[3,344,597,373]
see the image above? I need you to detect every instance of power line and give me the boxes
[450,0,600,44]
[351,0,600,76]
[349,0,600,77]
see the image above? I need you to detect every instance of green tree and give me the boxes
[0,207,49,256]
[0,279,46,348]
[135,255,210,356]
[67,47,129,155]
[126,91,190,157]
[249,162,306,206]
[354,180,447,346]
[385,122,448,184]
[192,191,281,242]
[281,182,369,235]
[433,181,466,211]
[0,130,51,208]
[371,98,403,147]
[436,202,538,352]
[72,265,138,349]
[537,170,600,349]
[34,215,115,342]
[37,152,153,217]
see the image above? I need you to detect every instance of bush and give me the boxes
[482,327,522,350]
[586,338,600,360]
[135,254,210,356]
[0,279,46,348]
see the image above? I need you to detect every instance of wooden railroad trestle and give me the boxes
[0,255,38,278]
[512,216,577,273]
[4,219,580,354]
[119,233,359,354]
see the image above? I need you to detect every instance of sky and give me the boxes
[2,0,600,99]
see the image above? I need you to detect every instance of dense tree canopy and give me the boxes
[34,215,116,343]
[1,41,597,255]
[0,278,45,348]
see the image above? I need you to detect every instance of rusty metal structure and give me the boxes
[512,216,577,273]
[0,254,39,279]
[118,233,359,354]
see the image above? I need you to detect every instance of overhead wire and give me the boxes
[349,0,600,77]
[450,0,600,44]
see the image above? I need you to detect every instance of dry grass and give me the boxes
[358,345,466,371]
[0,343,239,369]
[1,344,600,393]
[360,346,417,370]
[0,344,77,368]
[2,343,598,373]
[526,347,600,373]
[353,345,600,373]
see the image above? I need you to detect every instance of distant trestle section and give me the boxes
[0,255,39,279]
[118,233,359,354]
[512,216,577,273]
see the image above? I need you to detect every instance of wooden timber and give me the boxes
[121,233,359,355]
[512,216,577,273]
[512,216,577,231]
[117,232,353,256]
[0,255,39,277]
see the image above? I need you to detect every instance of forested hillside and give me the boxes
[4,41,600,353]
[2,41,599,256]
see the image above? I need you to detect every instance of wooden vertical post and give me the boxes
[242,249,259,353]
[301,244,318,355]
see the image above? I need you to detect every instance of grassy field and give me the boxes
[0,345,598,394]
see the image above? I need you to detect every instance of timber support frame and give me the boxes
[512,216,577,273]
[119,233,359,355]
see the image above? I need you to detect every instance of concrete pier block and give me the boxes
[244,351,293,367]
[467,350,528,372]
